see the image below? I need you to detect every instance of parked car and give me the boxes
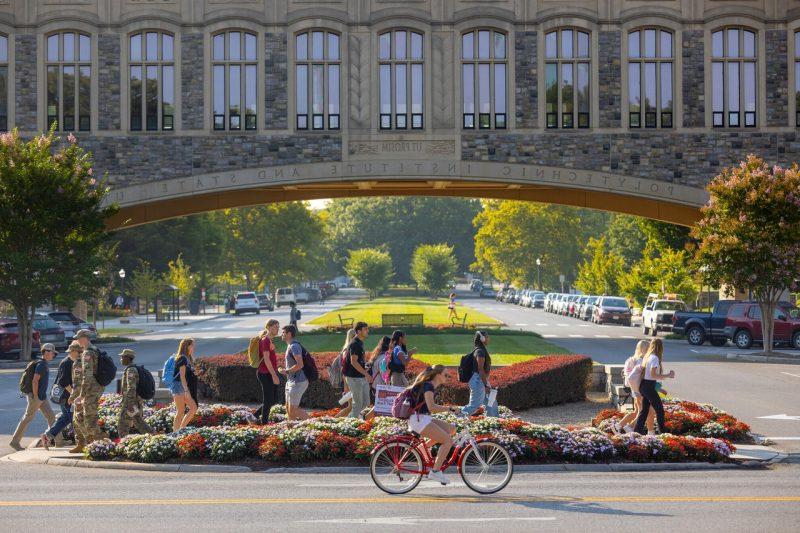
[571,296,587,318]
[519,290,531,307]
[47,311,97,341]
[531,293,545,308]
[470,280,483,292]
[495,288,508,302]
[544,293,556,312]
[306,288,321,303]
[256,294,274,311]
[480,287,496,298]
[234,292,260,315]
[275,287,309,307]
[642,297,686,336]
[672,300,738,346]
[33,314,67,351]
[0,319,41,358]
[593,296,632,325]
[724,302,800,349]
[562,294,579,316]
[578,296,599,321]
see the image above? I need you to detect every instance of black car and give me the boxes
[256,294,274,311]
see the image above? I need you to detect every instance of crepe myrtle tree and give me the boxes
[0,128,117,360]
[692,155,800,354]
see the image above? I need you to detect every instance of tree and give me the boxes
[691,155,800,354]
[163,254,197,305]
[618,240,698,307]
[0,129,117,360]
[410,244,458,298]
[575,237,624,295]
[473,201,582,290]
[607,214,648,266]
[129,260,161,322]
[639,218,692,251]
[345,248,393,299]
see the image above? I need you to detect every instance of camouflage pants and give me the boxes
[75,387,105,442]
[118,402,151,438]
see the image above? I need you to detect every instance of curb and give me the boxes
[1,453,250,473]
[724,353,800,365]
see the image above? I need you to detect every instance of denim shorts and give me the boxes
[169,379,184,395]
[285,379,308,406]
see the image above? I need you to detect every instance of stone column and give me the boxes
[682,30,705,128]
[765,29,788,127]
[181,33,204,130]
[264,32,288,130]
[515,31,537,129]
[98,34,121,131]
[598,31,621,128]
[14,35,37,131]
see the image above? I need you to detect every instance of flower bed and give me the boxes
[194,352,592,411]
[85,400,737,466]
[591,398,753,443]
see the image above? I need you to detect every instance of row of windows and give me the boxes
[1,26,799,132]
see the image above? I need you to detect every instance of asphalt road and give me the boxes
[0,461,797,532]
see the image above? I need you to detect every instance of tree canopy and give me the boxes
[410,243,458,298]
[575,236,624,296]
[346,248,393,299]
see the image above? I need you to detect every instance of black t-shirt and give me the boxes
[55,357,74,395]
[173,356,193,381]
[474,347,491,374]
[343,337,366,378]
[413,382,436,415]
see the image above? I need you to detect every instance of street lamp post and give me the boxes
[118,268,126,308]
[536,258,541,291]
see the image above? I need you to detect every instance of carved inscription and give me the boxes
[348,140,455,156]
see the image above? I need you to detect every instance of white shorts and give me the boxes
[407,413,432,434]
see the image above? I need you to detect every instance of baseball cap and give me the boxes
[73,329,92,339]
[41,343,56,353]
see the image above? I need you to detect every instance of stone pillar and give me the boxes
[515,31,537,129]
[181,33,204,130]
[432,32,454,129]
[598,31,621,128]
[682,30,705,128]
[98,34,121,130]
[14,35,37,131]
[765,30,788,127]
[264,32,288,130]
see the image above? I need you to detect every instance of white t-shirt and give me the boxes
[643,355,661,381]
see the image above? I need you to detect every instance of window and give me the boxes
[795,31,800,126]
[212,30,257,130]
[379,29,424,130]
[295,30,340,130]
[628,28,673,128]
[462,29,506,129]
[545,29,590,128]
[129,31,174,131]
[711,27,756,128]
[0,35,7,131]
[46,32,91,131]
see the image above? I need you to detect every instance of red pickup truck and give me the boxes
[724,303,800,349]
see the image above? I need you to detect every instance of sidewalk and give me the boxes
[95,311,228,332]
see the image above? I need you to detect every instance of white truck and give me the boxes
[642,293,687,336]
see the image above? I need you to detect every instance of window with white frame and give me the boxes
[379,29,424,130]
[212,30,257,130]
[129,31,174,131]
[711,27,756,128]
[47,31,92,131]
[0,35,7,131]
[295,30,340,130]
[545,28,590,128]
[628,28,673,128]
[462,29,507,129]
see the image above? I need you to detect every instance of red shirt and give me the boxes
[257,336,278,375]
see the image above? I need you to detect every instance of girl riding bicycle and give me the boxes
[406,365,459,485]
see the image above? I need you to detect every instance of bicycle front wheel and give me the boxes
[370,441,424,494]
[459,441,513,494]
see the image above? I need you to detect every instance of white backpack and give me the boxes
[624,356,644,392]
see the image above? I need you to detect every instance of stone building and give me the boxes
[0,0,799,227]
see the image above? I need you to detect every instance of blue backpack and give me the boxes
[161,355,176,388]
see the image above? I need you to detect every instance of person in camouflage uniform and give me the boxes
[68,329,106,453]
[117,349,151,437]
[68,340,88,453]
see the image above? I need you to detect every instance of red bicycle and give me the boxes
[369,418,513,494]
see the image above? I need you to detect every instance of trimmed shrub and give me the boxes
[195,351,591,410]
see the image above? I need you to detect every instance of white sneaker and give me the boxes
[611,422,622,435]
[647,430,656,436]
[623,425,634,434]
[426,469,450,485]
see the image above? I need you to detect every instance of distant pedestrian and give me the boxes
[278,324,309,420]
[289,301,301,327]
[117,349,151,438]
[448,292,459,320]
[614,340,654,434]
[461,330,499,417]
[10,344,57,451]
[388,330,417,387]
[334,328,356,418]
[40,341,82,449]
[69,330,106,453]
[171,338,198,431]
[115,295,124,309]
[634,339,675,435]
[343,321,371,420]
[255,319,281,424]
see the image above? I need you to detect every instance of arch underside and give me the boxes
[107,178,702,230]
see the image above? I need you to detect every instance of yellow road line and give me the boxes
[0,496,798,507]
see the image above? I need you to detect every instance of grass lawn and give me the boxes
[306,297,503,328]
[274,331,569,367]
[97,327,146,335]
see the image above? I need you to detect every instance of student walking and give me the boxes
[448,292,459,321]
[278,325,309,420]
[334,328,356,418]
[255,319,281,423]
[171,338,198,431]
[343,321,371,420]
[289,301,300,327]
[40,341,82,449]
[10,344,57,450]
[69,330,106,453]
[461,331,499,417]
[388,330,417,387]
[118,349,151,438]
[369,335,393,390]
[614,340,654,434]
[634,339,675,435]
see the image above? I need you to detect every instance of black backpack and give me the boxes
[135,365,156,400]
[296,342,318,382]
[295,309,302,320]
[19,361,39,394]
[94,350,117,387]
[457,349,477,383]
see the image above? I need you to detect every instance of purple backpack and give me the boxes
[391,388,425,419]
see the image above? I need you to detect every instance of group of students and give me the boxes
[617,337,675,435]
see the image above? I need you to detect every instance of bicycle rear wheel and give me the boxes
[370,441,424,494]
[459,441,513,494]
